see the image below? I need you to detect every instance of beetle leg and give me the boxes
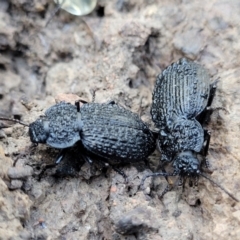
[204,158,210,169]
[194,175,199,186]
[159,176,181,199]
[202,129,211,157]
[97,160,109,168]
[207,81,218,108]
[141,171,175,191]
[82,155,93,165]
[158,184,171,199]
[189,178,193,187]
[207,106,228,115]
[178,176,183,186]
[90,157,109,169]
[75,101,80,112]
[201,129,213,172]
[138,97,144,118]
[157,163,169,185]
[106,100,116,105]
[75,99,88,112]
[38,149,67,180]
[198,107,228,125]
[90,88,98,102]
[0,117,29,127]
[112,166,128,182]
[55,149,67,164]
[44,0,63,27]
[144,159,150,168]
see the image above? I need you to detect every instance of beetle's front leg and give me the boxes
[38,149,67,180]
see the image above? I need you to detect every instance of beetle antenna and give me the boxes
[199,172,239,202]
[45,0,64,27]
[0,117,29,127]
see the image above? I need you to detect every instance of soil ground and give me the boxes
[0,0,240,239]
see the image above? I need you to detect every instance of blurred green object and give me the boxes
[54,0,98,16]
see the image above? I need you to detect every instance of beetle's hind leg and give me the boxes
[89,154,129,182]
[201,106,228,125]
[156,153,171,185]
[81,153,110,169]
[194,175,199,186]
[200,130,213,172]
[207,81,218,108]
[92,157,111,177]
[202,129,211,157]
[201,156,210,170]
[138,97,145,118]
[158,184,171,199]
[158,176,182,199]
[143,159,148,167]
[112,166,128,182]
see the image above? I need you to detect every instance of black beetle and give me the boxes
[142,58,239,202]
[1,99,157,179]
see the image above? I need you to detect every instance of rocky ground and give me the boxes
[0,0,240,239]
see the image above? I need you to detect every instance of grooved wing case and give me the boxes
[80,103,156,163]
[151,58,210,128]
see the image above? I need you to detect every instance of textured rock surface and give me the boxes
[0,0,240,239]
[0,145,32,239]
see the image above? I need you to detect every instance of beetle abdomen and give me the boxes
[151,58,210,128]
[80,103,156,163]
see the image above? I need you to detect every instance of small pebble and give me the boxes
[9,179,23,190]
[8,166,33,179]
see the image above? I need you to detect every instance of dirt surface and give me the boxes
[0,0,240,239]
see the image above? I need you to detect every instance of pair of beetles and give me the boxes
[1,58,238,201]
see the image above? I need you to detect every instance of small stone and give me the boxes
[3,128,12,136]
[233,210,240,223]
[22,178,32,192]
[9,180,23,190]
[173,29,205,59]
[115,207,158,235]
[0,130,6,138]
[8,166,33,179]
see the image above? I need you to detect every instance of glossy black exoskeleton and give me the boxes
[1,100,157,179]
[142,58,238,202]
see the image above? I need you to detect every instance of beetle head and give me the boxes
[173,151,200,177]
[29,117,49,143]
